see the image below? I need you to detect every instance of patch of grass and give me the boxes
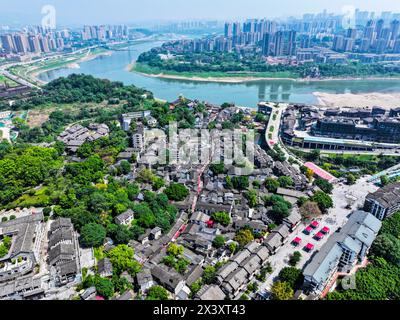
[0,75,18,87]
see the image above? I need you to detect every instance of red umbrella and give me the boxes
[315,232,324,239]
[305,243,314,251]
[322,227,330,234]
[311,221,320,228]
[292,237,302,244]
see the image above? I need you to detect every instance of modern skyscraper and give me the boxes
[28,35,41,53]
[375,19,385,39]
[39,36,50,53]
[286,31,297,56]
[224,23,233,38]
[347,28,357,39]
[299,34,311,48]
[343,38,354,52]
[333,35,344,52]
[390,20,400,41]
[13,33,29,53]
[262,33,273,56]
[273,31,284,56]
[1,34,15,53]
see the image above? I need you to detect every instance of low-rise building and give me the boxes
[151,265,186,295]
[136,268,154,293]
[115,209,135,226]
[97,258,113,278]
[195,284,226,300]
[0,213,45,284]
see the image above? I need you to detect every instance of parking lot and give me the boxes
[258,176,379,295]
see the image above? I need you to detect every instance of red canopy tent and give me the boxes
[304,226,313,234]
[305,243,315,251]
[292,237,302,245]
[314,232,324,240]
[311,221,320,228]
[321,226,330,234]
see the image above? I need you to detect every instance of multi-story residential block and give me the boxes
[303,211,381,294]
[364,182,400,220]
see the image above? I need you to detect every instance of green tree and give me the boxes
[212,235,226,248]
[164,183,189,201]
[210,211,231,226]
[278,176,294,188]
[228,242,238,254]
[271,281,294,300]
[167,243,184,257]
[346,174,356,185]
[311,191,333,213]
[210,163,225,175]
[244,190,258,208]
[152,177,165,191]
[265,178,280,193]
[289,251,302,267]
[381,175,390,187]
[371,234,400,265]
[119,160,131,175]
[203,265,217,284]
[146,286,169,300]
[381,212,400,238]
[95,276,115,299]
[107,245,142,275]
[234,229,254,248]
[189,279,203,298]
[80,223,106,248]
[278,267,304,290]
[314,178,334,194]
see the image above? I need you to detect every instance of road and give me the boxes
[265,102,304,166]
[257,175,379,296]
[0,45,102,89]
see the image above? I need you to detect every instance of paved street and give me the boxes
[258,176,379,295]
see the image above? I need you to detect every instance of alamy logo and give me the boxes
[41,5,57,30]
[341,274,357,291]
[137,122,255,176]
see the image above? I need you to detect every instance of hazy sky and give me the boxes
[2,0,400,26]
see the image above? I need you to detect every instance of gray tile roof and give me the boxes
[196,285,226,300]
[366,182,400,209]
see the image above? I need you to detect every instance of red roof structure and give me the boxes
[321,226,330,234]
[292,237,302,245]
[305,243,315,251]
[304,226,313,234]
[304,162,337,183]
[311,221,320,228]
[315,232,324,239]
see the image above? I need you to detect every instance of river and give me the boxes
[37,41,400,107]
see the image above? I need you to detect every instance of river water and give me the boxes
[37,41,400,107]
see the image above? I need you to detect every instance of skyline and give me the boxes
[1,0,400,27]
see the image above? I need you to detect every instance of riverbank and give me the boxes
[314,91,400,108]
[20,48,113,85]
[131,62,400,84]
